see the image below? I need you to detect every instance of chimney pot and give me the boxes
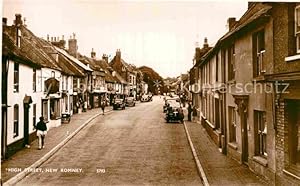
[14,14,23,26]
[203,37,209,48]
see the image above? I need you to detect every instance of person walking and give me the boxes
[83,101,87,112]
[101,99,106,115]
[187,102,193,121]
[36,116,47,150]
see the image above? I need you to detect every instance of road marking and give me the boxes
[183,121,210,186]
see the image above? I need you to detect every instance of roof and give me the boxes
[199,2,272,67]
[3,25,61,70]
[39,38,85,77]
[55,46,93,72]
[113,71,128,84]
[2,31,38,68]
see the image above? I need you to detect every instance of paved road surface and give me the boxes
[17,97,202,185]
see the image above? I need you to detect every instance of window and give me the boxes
[296,5,300,53]
[51,71,55,78]
[33,104,36,128]
[228,44,235,81]
[253,30,266,77]
[66,76,68,90]
[42,100,48,121]
[62,76,65,90]
[229,106,236,142]
[13,104,19,137]
[50,99,60,120]
[14,62,19,92]
[73,77,78,90]
[254,110,267,157]
[33,69,36,92]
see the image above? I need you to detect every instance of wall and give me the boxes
[7,60,42,145]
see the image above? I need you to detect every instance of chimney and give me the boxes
[102,54,108,63]
[14,14,23,26]
[3,17,7,26]
[195,47,201,62]
[68,33,78,58]
[203,37,209,49]
[91,48,96,58]
[227,17,237,31]
[116,49,121,64]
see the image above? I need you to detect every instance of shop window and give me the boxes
[42,100,48,121]
[50,99,60,120]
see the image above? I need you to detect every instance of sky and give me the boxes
[3,0,248,78]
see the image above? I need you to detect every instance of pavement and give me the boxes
[184,118,271,185]
[1,106,113,185]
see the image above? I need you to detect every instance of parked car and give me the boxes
[61,112,71,123]
[113,98,126,110]
[141,94,152,102]
[165,101,184,123]
[125,97,136,107]
[163,98,180,113]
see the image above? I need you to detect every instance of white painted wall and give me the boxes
[7,60,42,145]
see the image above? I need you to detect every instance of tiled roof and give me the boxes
[2,31,38,68]
[39,38,85,77]
[3,25,61,70]
[55,47,93,72]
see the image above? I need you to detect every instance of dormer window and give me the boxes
[122,66,126,72]
[17,29,21,48]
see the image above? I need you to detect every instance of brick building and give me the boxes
[190,2,300,184]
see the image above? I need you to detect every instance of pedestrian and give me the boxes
[188,102,192,121]
[101,99,106,115]
[192,105,198,121]
[35,116,47,150]
[83,101,87,112]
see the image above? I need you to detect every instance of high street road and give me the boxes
[17,97,202,185]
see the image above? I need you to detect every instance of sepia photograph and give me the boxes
[1,0,300,185]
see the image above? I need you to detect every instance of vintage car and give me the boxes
[163,98,180,113]
[141,94,153,102]
[125,97,136,107]
[165,100,184,123]
[61,112,71,123]
[112,98,126,110]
